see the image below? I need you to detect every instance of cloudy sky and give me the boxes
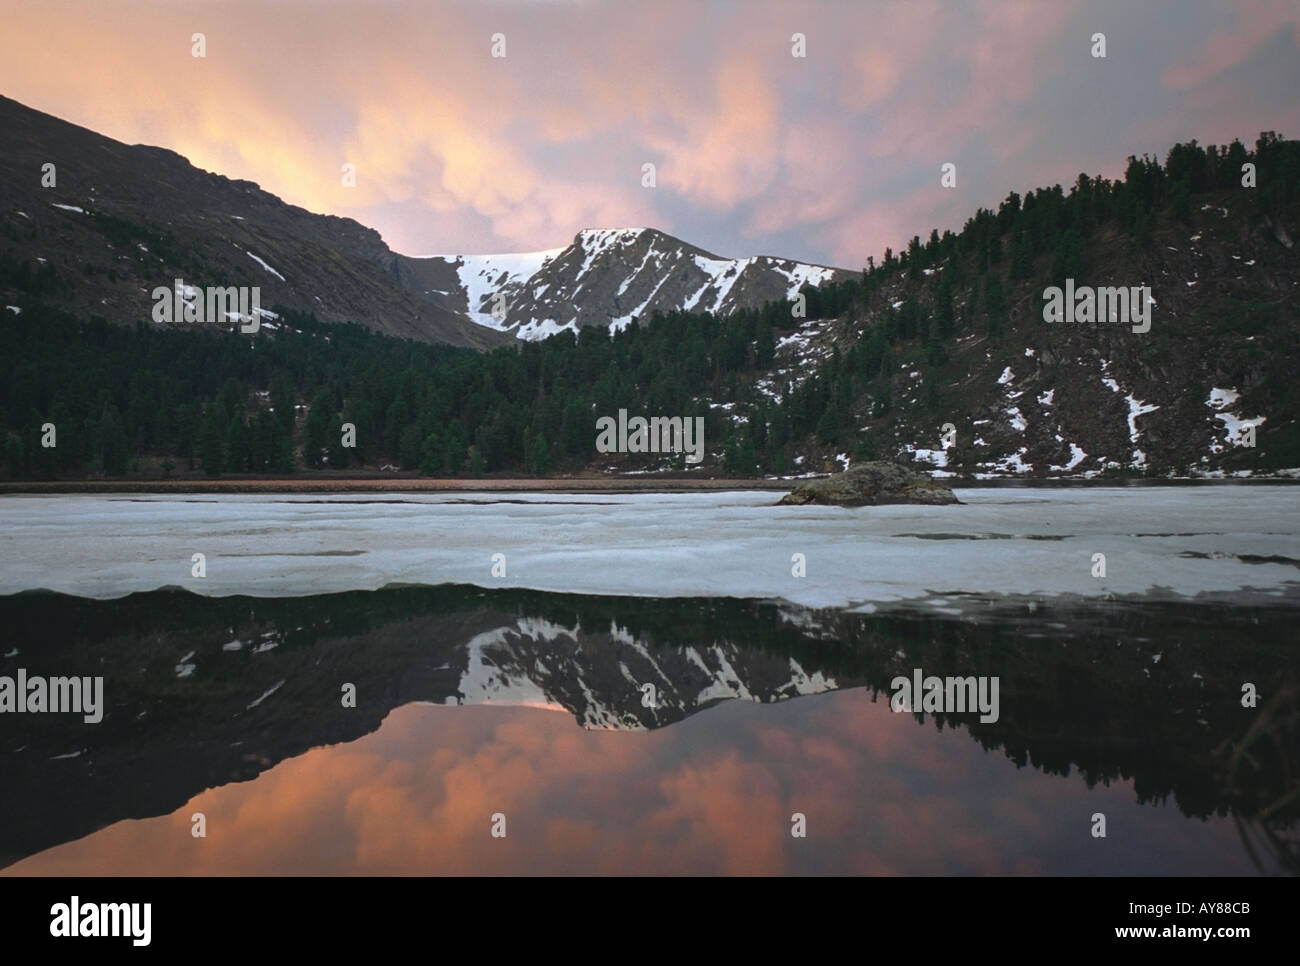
[3,0,1297,268]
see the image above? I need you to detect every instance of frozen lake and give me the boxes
[1,486,1297,874]
[0,486,1297,607]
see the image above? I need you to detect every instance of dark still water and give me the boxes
[1,586,1296,875]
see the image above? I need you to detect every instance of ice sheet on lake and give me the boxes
[0,488,1296,610]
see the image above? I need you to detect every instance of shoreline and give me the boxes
[0,475,1297,495]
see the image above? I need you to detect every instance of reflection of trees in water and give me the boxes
[809,599,1299,834]
[1226,685,1299,875]
[1,586,1296,869]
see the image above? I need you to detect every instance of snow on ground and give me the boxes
[577,228,647,276]
[50,203,85,213]
[421,246,566,330]
[617,243,662,297]
[774,330,806,353]
[243,249,286,281]
[1124,396,1161,469]
[1208,387,1240,408]
[986,447,1032,475]
[763,258,837,299]
[1050,443,1088,473]
[608,268,672,332]
[518,318,579,340]
[246,680,285,710]
[3,489,1296,610]
[681,258,720,311]
[416,231,837,339]
[1037,388,1055,406]
[684,253,747,313]
[1214,412,1267,448]
[1100,360,1159,468]
[1206,387,1265,451]
[912,447,949,468]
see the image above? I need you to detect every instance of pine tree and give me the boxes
[303,390,334,468]
[225,414,249,473]
[100,404,129,476]
[984,273,1006,338]
[935,276,955,339]
[816,398,839,444]
[1050,228,1085,287]
[1009,230,1033,280]
[198,405,224,477]
[398,423,423,470]
[527,430,549,475]
[420,432,441,476]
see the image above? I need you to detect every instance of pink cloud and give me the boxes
[1163,0,1300,90]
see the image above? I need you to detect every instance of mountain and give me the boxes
[0,95,852,349]
[396,227,855,340]
[0,95,504,349]
[748,142,1300,479]
[2,100,1297,480]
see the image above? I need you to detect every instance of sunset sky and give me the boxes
[3,0,1297,268]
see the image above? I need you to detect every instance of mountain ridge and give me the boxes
[0,94,513,349]
[2,94,1297,480]
[394,225,855,340]
[0,95,853,347]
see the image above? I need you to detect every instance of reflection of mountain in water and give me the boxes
[461,615,837,730]
[0,585,1295,868]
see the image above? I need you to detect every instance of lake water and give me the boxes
[0,488,1296,874]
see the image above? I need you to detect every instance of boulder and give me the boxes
[777,461,960,507]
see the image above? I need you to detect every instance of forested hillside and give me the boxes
[2,134,1297,480]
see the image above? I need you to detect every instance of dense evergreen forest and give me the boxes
[2,133,1296,479]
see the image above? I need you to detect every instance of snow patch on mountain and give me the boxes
[1100,360,1160,469]
[415,246,566,329]
[244,249,286,281]
[1206,386,1266,452]
[414,227,852,341]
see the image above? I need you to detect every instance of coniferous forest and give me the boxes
[2,133,1297,479]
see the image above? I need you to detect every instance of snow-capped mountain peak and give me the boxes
[396,227,853,341]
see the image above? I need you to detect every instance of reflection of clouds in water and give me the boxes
[4,691,1256,876]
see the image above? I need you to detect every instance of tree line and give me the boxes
[1,134,1294,479]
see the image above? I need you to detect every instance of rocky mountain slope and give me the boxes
[397,226,853,339]
[2,94,1295,479]
[0,95,852,348]
[0,95,503,348]
[710,150,1300,479]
